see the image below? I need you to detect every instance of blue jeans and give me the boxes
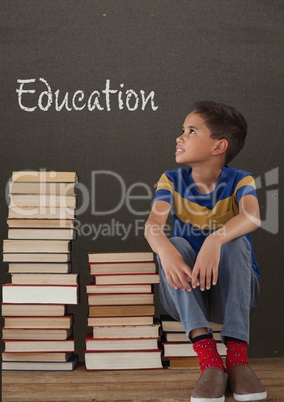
[157,236,260,343]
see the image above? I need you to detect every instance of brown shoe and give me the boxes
[191,367,228,402]
[228,365,267,401]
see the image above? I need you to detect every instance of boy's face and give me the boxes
[175,112,218,166]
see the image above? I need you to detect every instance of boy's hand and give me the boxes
[159,250,193,292]
[191,235,221,291]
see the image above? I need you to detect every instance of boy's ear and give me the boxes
[212,139,228,155]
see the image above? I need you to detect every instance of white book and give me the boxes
[2,356,78,371]
[2,284,78,304]
[92,324,160,339]
[8,228,76,240]
[85,350,162,370]
[9,182,76,195]
[7,219,75,228]
[2,328,72,340]
[86,337,159,351]
[3,253,70,263]
[2,304,65,316]
[2,352,72,362]
[2,356,77,371]
[88,252,154,263]
[163,341,226,357]
[8,263,71,273]
[11,171,78,183]
[9,195,76,208]
[4,339,75,352]
[11,273,78,285]
[8,207,75,220]
[3,240,70,253]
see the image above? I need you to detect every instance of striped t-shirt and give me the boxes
[153,165,260,277]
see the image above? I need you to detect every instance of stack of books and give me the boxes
[2,171,79,371]
[161,315,225,369]
[85,252,163,370]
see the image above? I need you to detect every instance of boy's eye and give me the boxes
[181,128,195,135]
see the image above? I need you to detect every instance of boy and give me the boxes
[145,101,267,402]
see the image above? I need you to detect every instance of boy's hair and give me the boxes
[190,101,247,165]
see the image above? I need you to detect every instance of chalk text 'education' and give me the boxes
[16,78,159,112]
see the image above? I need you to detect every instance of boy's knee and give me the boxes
[221,236,251,262]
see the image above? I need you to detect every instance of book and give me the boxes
[163,331,222,342]
[11,171,78,183]
[92,324,160,339]
[3,240,70,253]
[1,304,65,316]
[11,273,78,285]
[3,169,78,373]
[88,305,155,317]
[88,252,154,263]
[88,293,154,306]
[163,332,189,342]
[160,315,222,332]
[92,273,159,285]
[85,350,162,370]
[9,182,76,195]
[89,261,156,275]
[163,341,227,357]
[3,253,70,263]
[2,355,78,371]
[2,328,72,340]
[88,316,153,327]
[4,338,75,352]
[2,352,72,362]
[8,228,76,240]
[7,219,75,228]
[86,284,153,294]
[8,207,75,219]
[2,284,78,304]
[85,336,159,351]
[165,356,200,369]
[8,263,71,274]
[4,315,73,329]
[9,195,76,208]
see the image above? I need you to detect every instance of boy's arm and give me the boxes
[191,194,261,291]
[144,200,193,292]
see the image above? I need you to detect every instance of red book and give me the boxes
[86,284,153,294]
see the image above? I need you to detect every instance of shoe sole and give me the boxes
[233,390,267,401]
[191,397,225,402]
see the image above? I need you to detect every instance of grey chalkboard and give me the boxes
[1,0,283,361]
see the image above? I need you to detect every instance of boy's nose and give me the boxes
[176,135,183,144]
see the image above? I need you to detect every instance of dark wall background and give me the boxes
[1,1,283,362]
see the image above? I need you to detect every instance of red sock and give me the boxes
[193,338,224,372]
[226,340,249,372]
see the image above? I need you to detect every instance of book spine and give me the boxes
[2,171,79,370]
